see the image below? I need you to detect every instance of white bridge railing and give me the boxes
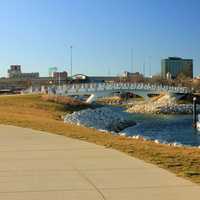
[48,82,191,96]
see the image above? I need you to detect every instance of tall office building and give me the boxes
[161,57,193,79]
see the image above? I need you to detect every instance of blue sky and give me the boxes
[0,0,200,77]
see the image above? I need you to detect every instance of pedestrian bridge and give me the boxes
[48,82,191,103]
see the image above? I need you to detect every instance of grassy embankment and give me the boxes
[0,94,200,184]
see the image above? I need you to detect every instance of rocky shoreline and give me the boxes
[64,107,136,133]
[127,103,200,114]
[127,94,200,114]
[63,94,200,140]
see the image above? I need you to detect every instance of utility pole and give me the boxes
[58,72,61,87]
[70,45,73,77]
[149,56,151,77]
[143,62,146,77]
[108,67,111,76]
[131,48,133,73]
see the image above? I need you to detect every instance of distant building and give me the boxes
[166,72,172,80]
[48,67,58,77]
[17,72,40,79]
[53,71,68,79]
[88,76,118,83]
[8,65,39,79]
[8,65,21,78]
[122,71,143,78]
[161,57,193,79]
[71,74,119,83]
[195,75,200,80]
[122,71,144,82]
[53,71,68,84]
[72,74,88,82]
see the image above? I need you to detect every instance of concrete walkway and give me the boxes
[0,125,199,200]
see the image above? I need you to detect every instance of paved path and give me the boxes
[0,125,199,199]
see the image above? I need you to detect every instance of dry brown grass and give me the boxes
[0,94,200,184]
[42,94,86,106]
[97,96,122,104]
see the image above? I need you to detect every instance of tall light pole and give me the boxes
[149,56,151,77]
[131,48,133,73]
[143,62,146,77]
[193,97,197,128]
[58,72,61,87]
[70,45,73,77]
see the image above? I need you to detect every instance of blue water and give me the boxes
[123,114,200,147]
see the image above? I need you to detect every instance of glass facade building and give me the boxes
[161,57,193,79]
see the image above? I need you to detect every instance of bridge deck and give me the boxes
[49,83,190,96]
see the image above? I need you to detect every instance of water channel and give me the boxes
[123,113,200,147]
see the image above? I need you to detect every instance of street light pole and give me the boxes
[58,72,61,87]
[149,56,151,77]
[70,45,73,77]
[143,62,145,77]
[193,97,197,128]
[131,48,133,73]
